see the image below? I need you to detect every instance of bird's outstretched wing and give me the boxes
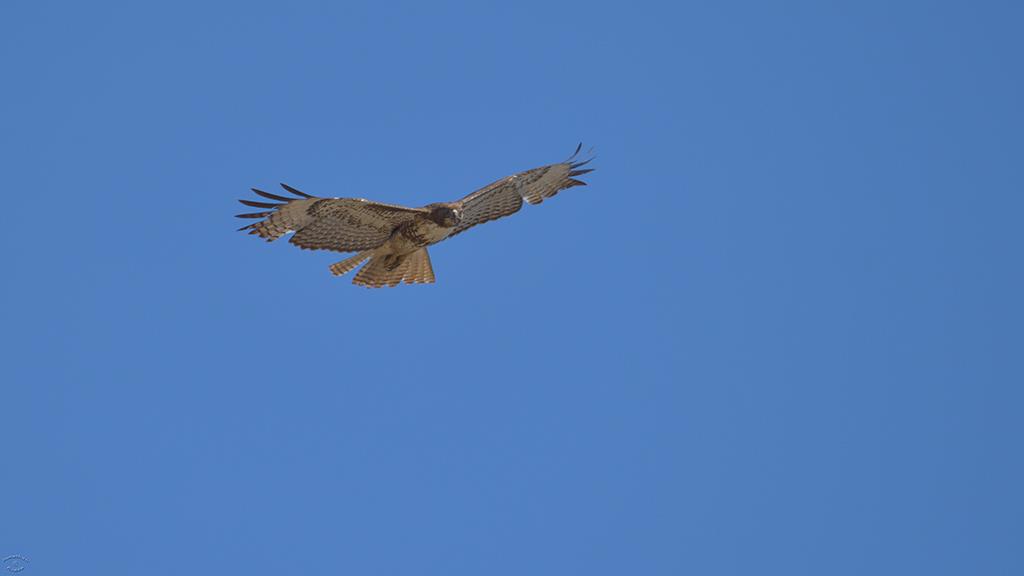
[448,144,594,238]
[236,184,427,252]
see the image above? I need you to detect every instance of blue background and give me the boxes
[3,1,1022,574]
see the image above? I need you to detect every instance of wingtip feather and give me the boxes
[570,157,594,170]
[280,183,314,198]
[239,199,282,209]
[251,188,294,202]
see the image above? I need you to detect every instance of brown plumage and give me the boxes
[236,144,595,288]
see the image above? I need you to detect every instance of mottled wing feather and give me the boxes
[448,145,594,238]
[290,199,425,252]
[451,177,525,235]
[236,184,425,253]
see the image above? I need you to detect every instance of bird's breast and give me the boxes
[399,219,452,249]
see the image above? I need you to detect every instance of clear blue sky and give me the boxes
[2,1,1022,574]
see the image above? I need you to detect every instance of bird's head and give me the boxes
[429,205,462,228]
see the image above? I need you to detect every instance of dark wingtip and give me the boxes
[565,142,585,162]
[238,199,281,209]
[235,211,271,219]
[251,188,294,202]
[280,183,314,198]
[569,168,595,177]
[570,157,594,170]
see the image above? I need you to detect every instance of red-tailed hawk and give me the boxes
[236,144,595,288]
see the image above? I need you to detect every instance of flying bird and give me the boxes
[236,144,595,288]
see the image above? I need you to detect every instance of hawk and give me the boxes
[236,144,595,288]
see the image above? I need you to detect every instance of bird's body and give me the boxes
[391,204,462,251]
[236,145,594,287]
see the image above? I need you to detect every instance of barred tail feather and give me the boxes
[352,256,404,288]
[352,249,435,288]
[404,248,436,285]
[329,251,373,276]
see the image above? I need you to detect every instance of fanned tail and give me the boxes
[403,249,436,285]
[351,249,435,288]
[329,251,373,276]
